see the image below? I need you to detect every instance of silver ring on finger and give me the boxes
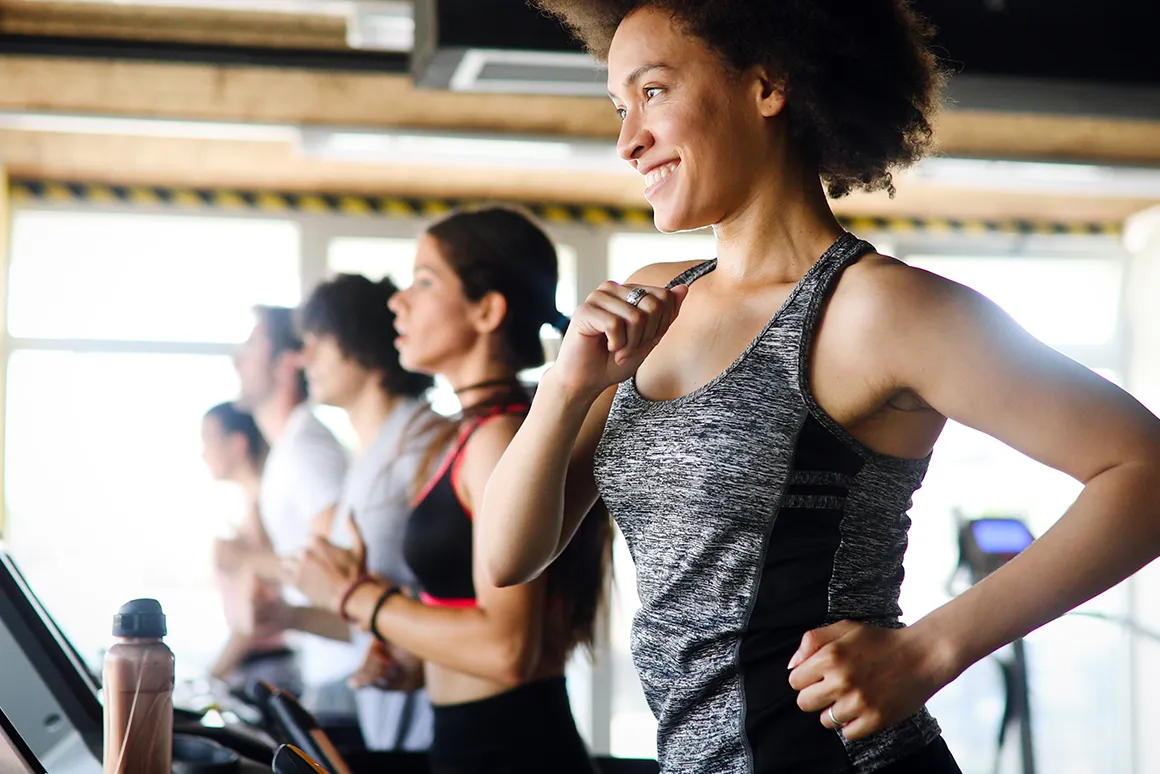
[625,286,648,307]
[827,706,845,730]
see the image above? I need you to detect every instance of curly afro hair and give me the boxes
[530,0,944,198]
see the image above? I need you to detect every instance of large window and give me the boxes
[4,210,301,681]
[608,232,714,284]
[5,352,243,678]
[10,212,299,343]
[327,236,417,290]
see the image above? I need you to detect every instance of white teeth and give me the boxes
[644,162,678,188]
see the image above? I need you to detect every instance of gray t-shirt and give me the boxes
[331,397,436,752]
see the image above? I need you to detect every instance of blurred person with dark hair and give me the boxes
[223,305,350,709]
[258,274,438,752]
[287,207,611,774]
[201,402,302,696]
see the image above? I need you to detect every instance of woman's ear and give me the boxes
[753,67,787,118]
[471,291,509,334]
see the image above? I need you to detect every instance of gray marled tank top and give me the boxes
[593,233,942,774]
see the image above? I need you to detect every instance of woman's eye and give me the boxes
[645,87,663,100]
[615,107,627,120]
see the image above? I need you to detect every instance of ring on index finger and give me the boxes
[625,287,648,307]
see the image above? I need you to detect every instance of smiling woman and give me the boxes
[546,0,941,201]
[477,3,1160,774]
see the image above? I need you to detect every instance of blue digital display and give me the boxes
[970,519,1035,555]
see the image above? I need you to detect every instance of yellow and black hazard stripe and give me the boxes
[8,180,1122,237]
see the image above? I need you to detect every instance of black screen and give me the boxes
[0,548,102,772]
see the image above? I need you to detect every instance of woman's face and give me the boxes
[607,7,780,233]
[201,416,239,481]
[300,332,373,409]
[388,234,481,376]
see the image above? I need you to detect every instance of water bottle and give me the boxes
[102,599,175,774]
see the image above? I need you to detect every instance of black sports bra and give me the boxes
[402,404,529,608]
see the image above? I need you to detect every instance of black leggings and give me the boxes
[876,737,962,773]
[428,676,596,774]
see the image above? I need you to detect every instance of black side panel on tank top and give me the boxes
[740,414,864,773]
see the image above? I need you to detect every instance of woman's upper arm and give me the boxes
[878,265,1160,479]
[557,385,617,549]
[456,418,548,672]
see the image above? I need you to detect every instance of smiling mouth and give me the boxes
[643,161,679,191]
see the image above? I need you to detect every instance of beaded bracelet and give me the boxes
[337,574,375,622]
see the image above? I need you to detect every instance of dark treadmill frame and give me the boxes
[0,548,104,759]
[0,702,48,774]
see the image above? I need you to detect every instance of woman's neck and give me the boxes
[442,358,521,413]
[253,391,302,446]
[712,152,844,285]
[344,384,401,453]
[235,465,262,500]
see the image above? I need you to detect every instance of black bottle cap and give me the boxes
[111,598,167,638]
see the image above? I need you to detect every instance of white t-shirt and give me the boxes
[330,398,437,751]
[259,403,349,558]
[259,402,350,687]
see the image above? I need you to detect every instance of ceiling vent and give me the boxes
[412,0,608,96]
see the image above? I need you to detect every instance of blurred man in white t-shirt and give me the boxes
[219,306,352,717]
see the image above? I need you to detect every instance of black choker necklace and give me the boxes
[453,377,522,396]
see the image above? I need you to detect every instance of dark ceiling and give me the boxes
[414,0,1160,119]
[1,0,1156,119]
[428,0,1160,84]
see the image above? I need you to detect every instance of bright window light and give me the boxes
[4,351,243,681]
[327,236,417,289]
[9,212,301,342]
[906,256,1121,348]
[608,232,716,284]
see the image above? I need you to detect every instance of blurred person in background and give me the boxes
[255,274,439,752]
[200,401,302,696]
[224,306,352,719]
[288,207,611,774]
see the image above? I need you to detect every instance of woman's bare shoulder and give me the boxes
[625,259,712,289]
[830,251,963,327]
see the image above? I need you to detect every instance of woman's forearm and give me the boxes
[247,549,286,584]
[287,606,352,642]
[478,377,596,587]
[344,582,540,685]
[913,460,1160,682]
[209,631,255,680]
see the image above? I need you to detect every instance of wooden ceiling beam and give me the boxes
[1,56,1158,165]
[0,57,621,136]
[0,0,347,50]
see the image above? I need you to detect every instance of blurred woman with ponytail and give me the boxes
[289,207,610,774]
